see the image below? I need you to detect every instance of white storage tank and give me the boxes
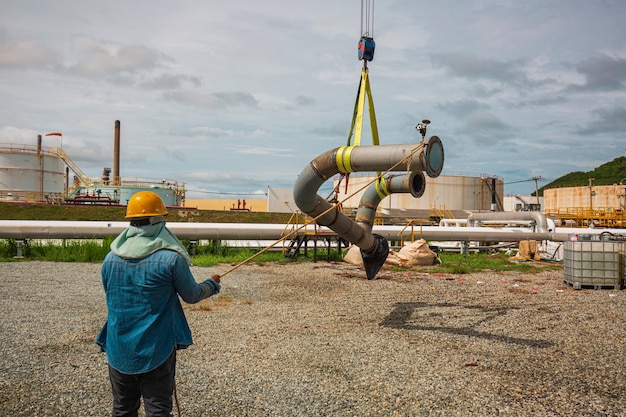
[335,173,504,211]
[0,144,65,201]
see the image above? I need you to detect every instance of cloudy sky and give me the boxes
[1,0,625,199]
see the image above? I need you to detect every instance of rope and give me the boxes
[218,142,425,278]
[167,143,429,417]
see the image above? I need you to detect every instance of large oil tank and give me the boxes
[335,173,504,212]
[544,184,625,211]
[0,144,65,202]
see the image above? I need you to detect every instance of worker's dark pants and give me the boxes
[108,351,176,417]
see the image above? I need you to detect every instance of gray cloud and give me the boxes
[466,112,509,131]
[507,95,568,109]
[141,74,202,90]
[66,36,166,79]
[232,144,295,157]
[436,99,490,117]
[0,39,60,69]
[311,121,347,138]
[430,53,535,87]
[567,54,626,92]
[294,95,316,107]
[576,106,626,135]
[461,112,513,146]
[171,127,237,138]
[163,91,258,109]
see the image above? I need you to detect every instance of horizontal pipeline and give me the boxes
[0,220,604,243]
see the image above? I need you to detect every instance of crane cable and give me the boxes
[218,141,426,279]
[346,0,378,194]
[178,5,384,415]
[361,0,374,39]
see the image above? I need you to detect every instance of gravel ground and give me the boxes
[0,260,624,416]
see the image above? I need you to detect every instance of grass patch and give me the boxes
[191,250,283,267]
[0,238,343,265]
[0,238,561,275]
[0,238,113,262]
[0,202,293,223]
[431,252,560,274]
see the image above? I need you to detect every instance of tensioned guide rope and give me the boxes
[174,142,426,416]
[217,141,425,279]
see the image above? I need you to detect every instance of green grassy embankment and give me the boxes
[0,202,292,223]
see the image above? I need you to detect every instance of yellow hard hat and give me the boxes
[125,191,168,218]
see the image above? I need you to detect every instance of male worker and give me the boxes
[97,191,221,417]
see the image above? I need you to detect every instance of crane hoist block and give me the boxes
[358,37,375,61]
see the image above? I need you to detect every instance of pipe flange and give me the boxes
[408,171,426,198]
[422,135,444,178]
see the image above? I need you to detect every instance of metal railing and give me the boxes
[545,207,626,228]
[0,190,64,203]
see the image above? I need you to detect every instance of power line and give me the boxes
[504,179,535,185]
[505,177,552,185]
[186,184,336,197]
[185,189,267,196]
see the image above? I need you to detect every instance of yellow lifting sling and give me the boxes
[346,66,379,147]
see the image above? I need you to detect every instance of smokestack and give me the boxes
[491,177,497,211]
[37,134,43,200]
[113,120,120,185]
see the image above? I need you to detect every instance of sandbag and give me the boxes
[343,239,439,269]
[514,240,541,261]
[389,239,439,267]
[343,244,365,268]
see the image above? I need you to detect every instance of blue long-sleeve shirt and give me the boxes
[96,249,220,374]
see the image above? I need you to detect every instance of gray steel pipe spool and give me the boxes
[355,171,426,235]
[293,137,444,279]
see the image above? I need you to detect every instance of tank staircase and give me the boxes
[50,147,92,188]
[430,205,454,223]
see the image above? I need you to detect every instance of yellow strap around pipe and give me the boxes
[335,146,354,173]
[375,176,389,200]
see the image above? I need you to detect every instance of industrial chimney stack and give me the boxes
[113,120,120,186]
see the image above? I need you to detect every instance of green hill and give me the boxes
[537,156,626,196]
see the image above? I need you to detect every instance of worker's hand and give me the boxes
[210,274,221,284]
